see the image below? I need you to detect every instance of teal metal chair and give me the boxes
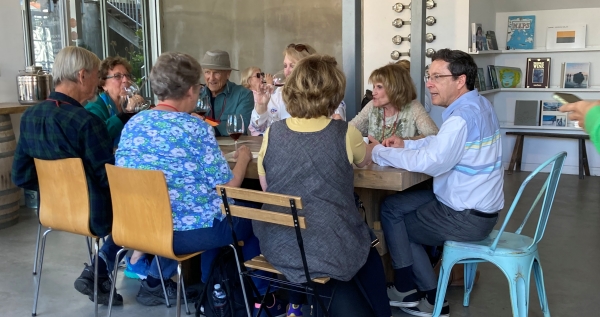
[432,151,567,317]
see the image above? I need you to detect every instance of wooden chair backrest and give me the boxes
[34,158,94,237]
[216,185,306,229]
[105,164,178,259]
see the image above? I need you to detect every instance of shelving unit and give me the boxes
[470,46,600,55]
[479,87,600,95]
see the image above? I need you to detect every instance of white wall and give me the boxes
[0,0,25,139]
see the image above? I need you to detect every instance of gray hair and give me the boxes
[150,52,202,101]
[52,46,101,86]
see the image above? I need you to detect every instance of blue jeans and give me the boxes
[380,189,498,291]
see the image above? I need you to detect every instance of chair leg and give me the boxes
[86,237,93,264]
[533,260,551,317]
[156,256,171,308]
[177,263,183,317]
[93,238,100,317]
[432,260,453,317]
[108,248,128,317]
[506,271,530,317]
[32,221,42,275]
[229,244,253,317]
[32,228,52,316]
[463,262,478,307]
[179,271,191,315]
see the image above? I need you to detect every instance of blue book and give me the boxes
[506,15,535,50]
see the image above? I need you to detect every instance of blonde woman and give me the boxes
[241,66,276,136]
[249,43,346,136]
[349,63,438,142]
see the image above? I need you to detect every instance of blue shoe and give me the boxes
[253,293,287,317]
[124,255,150,280]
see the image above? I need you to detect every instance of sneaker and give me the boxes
[387,286,420,307]
[287,303,303,316]
[136,279,178,306]
[253,293,287,317]
[74,263,123,306]
[400,297,450,317]
[124,255,150,280]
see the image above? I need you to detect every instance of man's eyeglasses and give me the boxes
[105,73,133,81]
[255,72,265,78]
[424,74,454,83]
[287,43,309,54]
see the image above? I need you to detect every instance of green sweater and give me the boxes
[586,106,600,154]
[84,93,124,142]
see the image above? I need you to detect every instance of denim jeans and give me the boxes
[380,189,498,291]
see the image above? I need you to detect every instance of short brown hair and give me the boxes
[368,64,417,111]
[283,55,345,119]
[150,52,202,101]
[283,43,317,64]
[98,56,133,91]
[395,59,410,71]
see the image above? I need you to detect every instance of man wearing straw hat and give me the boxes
[199,49,253,136]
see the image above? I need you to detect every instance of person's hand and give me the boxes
[559,100,600,130]
[126,95,145,112]
[233,145,252,164]
[365,135,380,155]
[331,114,343,120]
[265,73,274,86]
[381,135,405,148]
[254,87,270,114]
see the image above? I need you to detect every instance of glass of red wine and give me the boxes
[194,94,210,117]
[226,114,245,150]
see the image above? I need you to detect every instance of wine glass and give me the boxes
[273,70,286,87]
[122,81,150,113]
[226,114,245,150]
[194,94,211,117]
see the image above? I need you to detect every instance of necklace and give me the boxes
[155,103,179,112]
[381,108,401,140]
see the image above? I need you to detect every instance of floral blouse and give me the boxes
[115,110,233,231]
[349,99,439,142]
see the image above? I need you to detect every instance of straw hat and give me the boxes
[200,50,238,71]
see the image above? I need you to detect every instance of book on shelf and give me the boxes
[486,31,499,50]
[471,23,488,51]
[488,65,499,89]
[525,57,551,88]
[494,66,523,88]
[514,100,540,126]
[540,100,568,127]
[477,68,486,91]
[546,24,586,50]
[561,62,590,89]
[506,15,535,50]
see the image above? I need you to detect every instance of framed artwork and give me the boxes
[546,24,586,49]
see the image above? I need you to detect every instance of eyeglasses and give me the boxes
[105,73,133,81]
[255,72,265,78]
[287,43,309,53]
[424,74,454,83]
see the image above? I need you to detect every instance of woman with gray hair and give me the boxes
[114,51,263,306]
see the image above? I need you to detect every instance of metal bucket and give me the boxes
[17,66,53,105]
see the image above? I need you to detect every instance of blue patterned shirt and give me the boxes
[115,110,233,231]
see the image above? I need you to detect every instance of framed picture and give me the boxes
[525,57,551,88]
[494,66,523,88]
[540,100,569,128]
[546,24,586,49]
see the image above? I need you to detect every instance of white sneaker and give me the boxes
[387,286,419,307]
[400,298,450,317]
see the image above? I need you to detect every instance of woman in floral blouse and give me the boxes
[349,63,438,142]
[115,52,260,306]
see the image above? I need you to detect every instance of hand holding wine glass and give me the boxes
[122,81,150,113]
[273,70,286,87]
[226,114,245,150]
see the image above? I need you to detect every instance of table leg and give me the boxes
[507,135,524,174]
[581,139,591,178]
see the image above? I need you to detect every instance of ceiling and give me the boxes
[491,0,600,12]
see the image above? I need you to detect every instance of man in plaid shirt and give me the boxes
[12,47,124,306]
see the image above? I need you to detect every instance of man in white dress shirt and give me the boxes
[368,49,504,317]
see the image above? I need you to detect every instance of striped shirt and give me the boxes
[372,90,504,213]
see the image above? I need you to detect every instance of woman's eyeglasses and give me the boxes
[255,72,265,78]
[105,73,133,81]
[287,43,309,53]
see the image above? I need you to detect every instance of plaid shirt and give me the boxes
[12,92,115,236]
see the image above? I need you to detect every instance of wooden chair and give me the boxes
[105,164,204,317]
[216,185,332,317]
[32,158,102,317]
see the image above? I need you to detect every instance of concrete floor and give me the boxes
[1,172,599,317]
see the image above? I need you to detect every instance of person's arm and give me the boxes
[559,100,600,153]
[586,106,600,153]
[372,116,468,177]
[410,100,439,137]
[79,118,115,189]
[224,146,252,187]
[349,100,372,136]
[11,132,38,191]
[257,128,270,190]
[347,125,371,167]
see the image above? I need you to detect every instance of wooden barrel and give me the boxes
[0,114,20,229]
